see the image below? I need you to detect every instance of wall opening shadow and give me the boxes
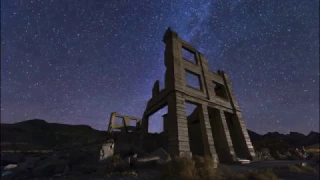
[186,102,204,156]
[224,112,248,159]
[208,107,234,163]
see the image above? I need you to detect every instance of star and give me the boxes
[1,0,319,134]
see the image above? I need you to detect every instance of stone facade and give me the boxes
[138,28,256,163]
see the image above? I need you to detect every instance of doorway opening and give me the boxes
[185,102,204,156]
[145,105,168,152]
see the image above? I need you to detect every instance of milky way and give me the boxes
[1,0,319,134]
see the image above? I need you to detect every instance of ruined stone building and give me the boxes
[108,112,141,133]
[109,28,256,163]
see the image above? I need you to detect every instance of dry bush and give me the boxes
[288,165,302,173]
[301,166,317,175]
[243,169,278,180]
[101,155,137,177]
[161,156,196,180]
[216,168,278,180]
[106,169,138,177]
[161,155,218,180]
[193,155,217,179]
[161,155,279,180]
[110,154,123,167]
[288,164,317,175]
[214,166,236,179]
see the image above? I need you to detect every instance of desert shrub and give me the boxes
[222,169,278,180]
[288,164,317,175]
[99,155,137,177]
[214,166,236,180]
[161,156,196,180]
[161,155,218,180]
[193,156,217,179]
[106,169,137,177]
[288,164,301,173]
[161,156,280,180]
[110,154,123,167]
[245,169,278,180]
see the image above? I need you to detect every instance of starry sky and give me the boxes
[1,0,319,135]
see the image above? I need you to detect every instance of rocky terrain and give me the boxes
[1,146,167,180]
[0,119,171,179]
[1,119,319,179]
[247,129,319,161]
[1,119,111,152]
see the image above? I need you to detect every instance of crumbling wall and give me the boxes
[108,112,141,133]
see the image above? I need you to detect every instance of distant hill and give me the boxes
[0,119,111,151]
[1,119,319,152]
[247,130,319,152]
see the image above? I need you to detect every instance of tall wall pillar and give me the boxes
[218,109,237,162]
[220,71,256,161]
[167,93,192,158]
[198,103,218,163]
[234,112,257,160]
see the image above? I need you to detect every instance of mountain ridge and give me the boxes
[1,119,319,152]
[3,119,318,135]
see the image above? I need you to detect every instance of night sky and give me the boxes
[1,0,319,135]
